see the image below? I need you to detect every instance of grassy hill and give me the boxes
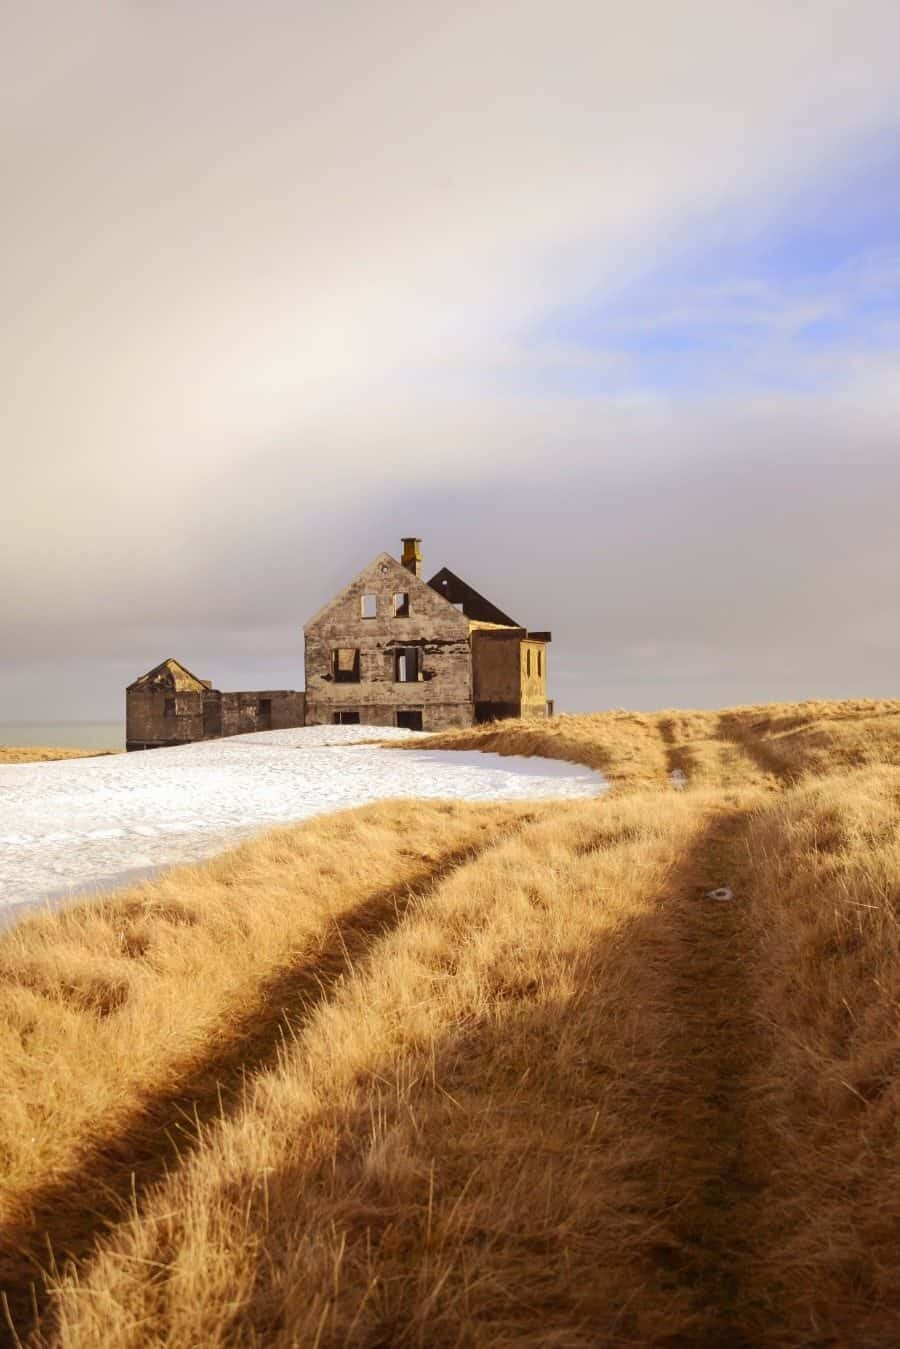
[1,699,899,1346]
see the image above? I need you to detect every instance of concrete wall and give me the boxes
[471,631,550,721]
[220,691,306,737]
[127,685,304,750]
[520,640,549,718]
[304,552,474,730]
[472,629,522,721]
[126,687,208,750]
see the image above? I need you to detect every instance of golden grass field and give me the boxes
[1,699,899,1346]
[0,749,117,765]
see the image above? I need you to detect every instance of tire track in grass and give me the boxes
[641,804,764,1346]
[0,822,534,1349]
[715,714,792,787]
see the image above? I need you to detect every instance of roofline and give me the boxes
[126,657,212,691]
[304,551,470,629]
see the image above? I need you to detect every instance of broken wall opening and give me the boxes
[394,647,423,683]
[332,648,361,683]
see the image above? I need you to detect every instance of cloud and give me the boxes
[2,2,900,717]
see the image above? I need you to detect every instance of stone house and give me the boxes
[126,537,551,747]
[303,538,551,732]
[126,659,305,752]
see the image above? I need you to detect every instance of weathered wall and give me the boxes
[304,553,473,730]
[520,640,549,717]
[471,631,550,721]
[270,692,306,730]
[472,630,522,722]
[126,687,207,750]
[127,683,304,750]
[220,691,306,736]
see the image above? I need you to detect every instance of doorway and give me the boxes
[396,709,424,731]
[202,698,222,739]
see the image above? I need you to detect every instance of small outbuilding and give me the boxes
[125,659,304,751]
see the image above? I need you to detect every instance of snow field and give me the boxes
[0,725,606,920]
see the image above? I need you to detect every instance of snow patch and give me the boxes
[0,725,605,920]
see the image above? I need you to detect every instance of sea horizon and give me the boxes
[0,721,124,750]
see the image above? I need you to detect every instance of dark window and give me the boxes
[396,709,423,731]
[394,646,422,682]
[333,710,361,725]
[394,592,410,616]
[164,697,176,718]
[258,698,272,716]
[360,594,377,618]
[332,648,361,683]
[537,650,543,677]
[526,649,532,677]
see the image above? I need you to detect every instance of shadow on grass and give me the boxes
[658,715,701,782]
[39,809,775,1348]
[715,712,799,786]
[0,829,530,1348]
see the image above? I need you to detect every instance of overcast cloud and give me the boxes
[3,1,900,718]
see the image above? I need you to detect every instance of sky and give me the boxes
[3,1,900,718]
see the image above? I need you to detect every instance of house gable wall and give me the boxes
[304,554,473,730]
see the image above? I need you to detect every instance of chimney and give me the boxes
[401,537,422,578]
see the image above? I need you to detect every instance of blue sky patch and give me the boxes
[523,136,900,398]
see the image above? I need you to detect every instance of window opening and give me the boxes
[394,592,410,616]
[537,650,543,677]
[333,710,361,725]
[258,698,272,715]
[360,594,377,618]
[526,649,532,677]
[332,648,361,683]
[396,709,424,731]
[394,647,422,682]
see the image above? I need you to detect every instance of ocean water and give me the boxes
[0,722,124,750]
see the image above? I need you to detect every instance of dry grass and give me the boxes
[43,790,740,1347]
[2,699,900,1345]
[0,799,532,1330]
[412,697,900,790]
[740,768,900,1344]
[0,748,117,764]
[405,709,672,789]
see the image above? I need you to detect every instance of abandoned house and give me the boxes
[126,537,551,748]
[125,659,305,752]
[303,537,551,732]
